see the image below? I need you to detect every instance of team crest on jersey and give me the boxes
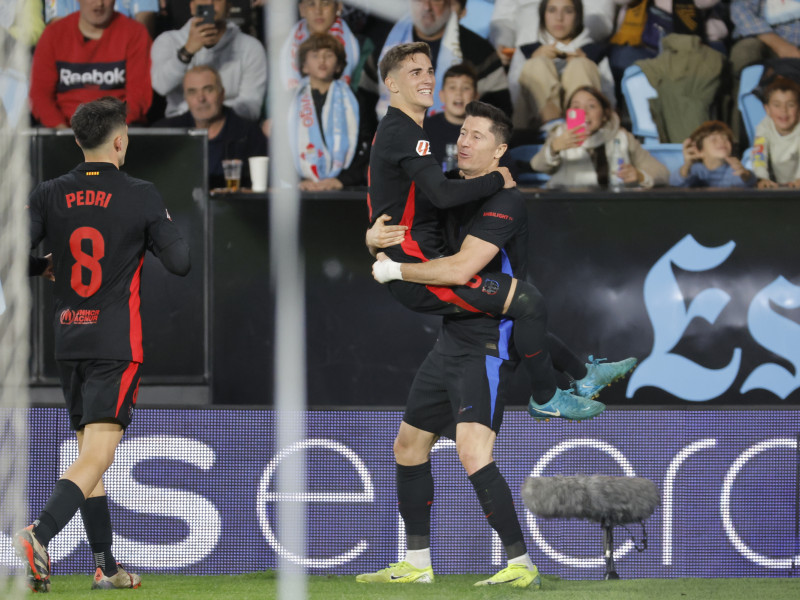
[416,140,431,156]
[482,279,500,295]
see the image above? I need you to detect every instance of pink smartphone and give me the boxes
[566,108,585,135]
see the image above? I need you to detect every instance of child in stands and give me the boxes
[752,76,800,189]
[670,121,756,188]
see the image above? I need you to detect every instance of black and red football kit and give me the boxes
[368,105,515,318]
[29,161,190,428]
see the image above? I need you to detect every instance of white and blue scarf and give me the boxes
[375,12,462,120]
[290,78,359,181]
[280,17,361,89]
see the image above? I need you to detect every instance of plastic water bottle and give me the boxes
[609,138,625,192]
[443,143,458,172]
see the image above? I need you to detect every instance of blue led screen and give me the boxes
[3,407,799,579]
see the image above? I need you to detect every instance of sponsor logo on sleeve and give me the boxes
[416,140,431,156]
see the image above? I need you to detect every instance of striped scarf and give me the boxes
[290,78,359,181]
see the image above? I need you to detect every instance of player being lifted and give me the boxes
[18,97,191,592]
[365,42,634,422]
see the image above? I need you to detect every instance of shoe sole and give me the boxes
[577,362,638,400]
[528,403,606,422]
[356,573,433,584]
[13,531,50,591]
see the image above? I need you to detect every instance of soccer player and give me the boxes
[367,42,628,421]
[359,101,543,587]
[18,97,191,592]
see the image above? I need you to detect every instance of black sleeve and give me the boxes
[29,255,48,276]
[144,186,191,276]
[28,183,46,250]
[27,184,48,276]
[466,190,526,249]
[388,118,504,208]
[405,156,505,209]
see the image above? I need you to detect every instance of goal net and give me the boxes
[0,2,32,597]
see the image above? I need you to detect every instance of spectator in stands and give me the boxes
[729,1,800,141]
[45,0,159,38]
[609,1,728,105]
[1,0,44,127]
[151,0,266,121]
[290,33,365,191]
[752,76,800,189]
[280,0,361,90]
[154,64,267,189]
[670,120,757,187]
[532,86,669,188]
[490,0,618,65]
[510,0,615,130]
[423,63,478,168]
[731,0,800,73]
[1,0,45,46]
[358,0,511,131]
[30,0,152,128]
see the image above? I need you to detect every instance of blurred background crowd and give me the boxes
[3,0,800,191]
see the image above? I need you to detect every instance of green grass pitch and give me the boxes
[10,572,800,599]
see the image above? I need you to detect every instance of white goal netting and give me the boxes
[0,1,31,597]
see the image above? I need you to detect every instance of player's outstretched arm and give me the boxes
[411,159,506,210]
[373,235,499,286]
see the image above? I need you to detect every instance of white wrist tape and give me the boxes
[373,258,403,283]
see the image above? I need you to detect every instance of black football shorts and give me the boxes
[57,359,141,430]
[388,271,514,317]
[403,348,520,439]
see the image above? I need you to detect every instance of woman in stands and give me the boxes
[508,0,616,129]
[531,86,669,189]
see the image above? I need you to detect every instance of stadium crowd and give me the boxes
[3,0,800,191]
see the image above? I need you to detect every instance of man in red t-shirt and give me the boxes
[30,0,152,127]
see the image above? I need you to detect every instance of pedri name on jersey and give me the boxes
[66,189,112,209]
[57,60,126,92]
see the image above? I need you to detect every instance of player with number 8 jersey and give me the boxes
[20,97,189,593]
[30,161,188,362]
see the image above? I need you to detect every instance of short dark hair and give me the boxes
[465,100,513,146]
[690,120,735,150]
[763,75,800,104]
[297,32,347,79]
[70,97,127,150]
[379,42,431,83]
[539,0,583,41]
[452,0,467,11]
[442,63,478,90]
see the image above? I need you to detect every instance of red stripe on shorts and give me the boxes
[425,285,486,314]
[116,362,140,418]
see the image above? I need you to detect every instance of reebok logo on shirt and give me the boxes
[57,60,126,91]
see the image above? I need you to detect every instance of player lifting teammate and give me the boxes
[18,97,190,592]
[365,42,634,421]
